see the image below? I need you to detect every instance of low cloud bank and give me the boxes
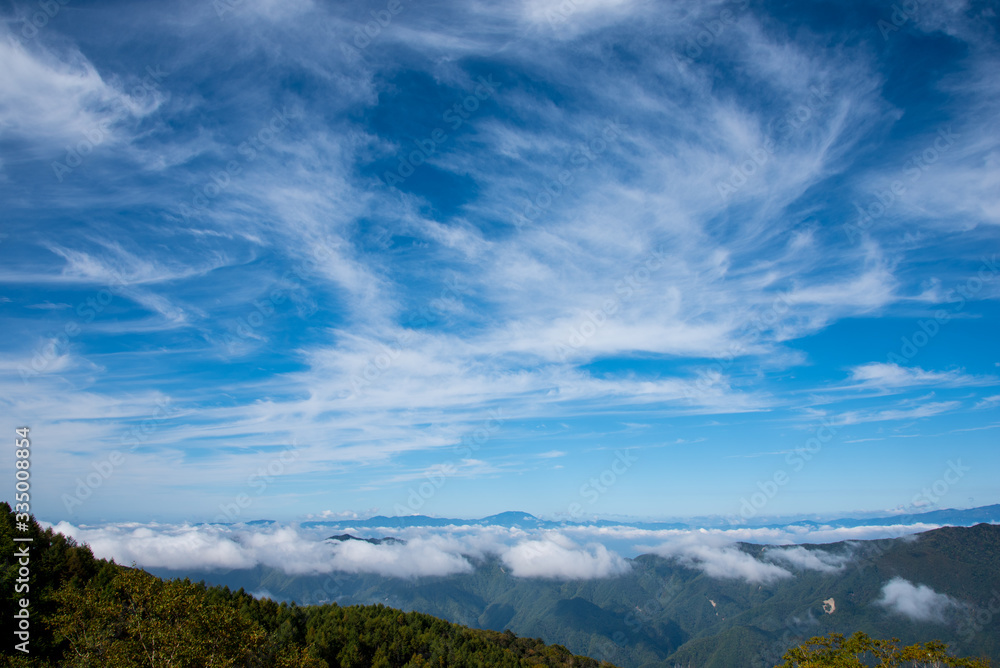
[502,534,631,579]
[557,521,942,551]
[47,520,942,582]
[764,546,850,573]
[326,535,475,578]
[49,522,630,580]
[646,535,791,584]
[51,521,260,571]
[51,521,478,577]
[876,577,960,623]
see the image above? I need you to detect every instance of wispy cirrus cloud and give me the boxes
[0,37,160,144]
[838,400,963,425]
[845,363,994,391]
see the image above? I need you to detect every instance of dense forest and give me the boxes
[157,524,1000,667]
[2,503,991,667]
[0,503,616,667]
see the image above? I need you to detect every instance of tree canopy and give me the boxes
[1,502,615,668]
[777,631,991,668]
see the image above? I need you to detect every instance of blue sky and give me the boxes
[1,0,998,525]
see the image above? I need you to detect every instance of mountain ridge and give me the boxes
[149,522,1000,668]
[0,502,618,668]
[213,503,1000,533]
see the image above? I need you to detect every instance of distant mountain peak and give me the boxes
[326,533,406,545]
[481,511,538,521]
[299,503,1000,535]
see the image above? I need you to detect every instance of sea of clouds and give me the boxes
[48,519,943,582]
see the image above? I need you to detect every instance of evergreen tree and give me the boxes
[777,632,991,668]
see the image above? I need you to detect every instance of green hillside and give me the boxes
[0,503,616,668]
[150,524,1000,667]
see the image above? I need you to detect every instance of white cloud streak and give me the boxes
[763,545,850,573]
[876,577,960,623]
[645,534,791,584]
[846,363,994,390]
[501,534,631,579]
[45,520,942,581]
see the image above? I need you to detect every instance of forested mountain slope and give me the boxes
[150,524,1000,668]
[0,503,616,668]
